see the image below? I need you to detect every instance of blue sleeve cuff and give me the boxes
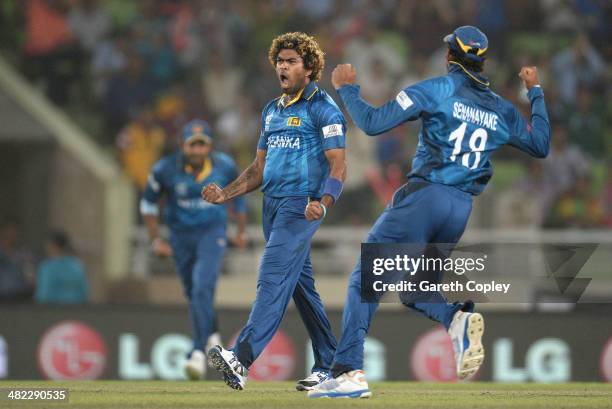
[527,86,544,100]
[337,84,360,99]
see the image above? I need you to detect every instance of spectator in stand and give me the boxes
[91,29,128,100]
[543,125,591,200]
[548,174,603,228]
[566,86,605,156]
[117,104,166,192]
[103,52,155,138]
[201,53,243,116]
[551,32,605,106]
[0,221,34,301]
[68,0,111,54]
[496,161,556,227]
[215,96,260,169]
[23,0,81,105]
[147,31,179,90]
[35,230,89,305]
[602,161,612,226]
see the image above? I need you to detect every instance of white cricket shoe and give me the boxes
[296,371,330,391]
[448,310,485,379]
[206,332,222,353]
[307,370,372,399]
[208,345,248,390]
[184,349,207,380]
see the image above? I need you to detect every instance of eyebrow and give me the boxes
[276,56,301,62]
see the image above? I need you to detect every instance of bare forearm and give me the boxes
[143,214,160,241]
[223,159,263,200]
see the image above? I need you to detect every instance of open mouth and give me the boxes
[279,73,289,87]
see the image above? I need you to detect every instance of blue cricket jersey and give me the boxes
[141,151,246,230]
[257,81,347,198]
[337,64,551,195]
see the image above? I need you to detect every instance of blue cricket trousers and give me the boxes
[331,178,473,376]
[233,196,337,372]
[170,222,226,352]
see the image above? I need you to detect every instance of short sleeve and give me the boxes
[314,102,347,150]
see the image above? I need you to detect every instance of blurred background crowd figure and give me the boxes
[0,0,610,238]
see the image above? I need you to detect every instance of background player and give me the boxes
[140,119,247,380]
[309,25,551,398]
[202,32,346,392]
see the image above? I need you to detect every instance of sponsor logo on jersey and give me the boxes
[322,124,343,138]
[265,114,273,131]
[287,117,301,126]
[177,198,214,209]
[175,182,188,197]
[396,90,414,110]
[267,135,301,149]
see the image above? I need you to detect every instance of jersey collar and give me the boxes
[448,62,490,88]
[184,157,212,182]
[277,81,318,108]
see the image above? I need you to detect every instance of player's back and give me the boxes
[409,67,532,195]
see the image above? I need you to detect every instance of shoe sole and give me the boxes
[296,383,313,392]
[458,313,485,380]
[308,389,372,399]
[184,363,204,381]
[208,347,244,390]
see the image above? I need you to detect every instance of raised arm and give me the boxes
[201,149,266,204]
[507,66,551,158]
[331,64,424,136]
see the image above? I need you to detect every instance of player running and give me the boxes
[141,119,247,380]
[308,26,551,398]
[202,32,346,392]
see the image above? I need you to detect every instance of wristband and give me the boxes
[323,177,343,203]
[320,203,327,219]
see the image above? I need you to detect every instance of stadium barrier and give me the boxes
[1,304,610,382]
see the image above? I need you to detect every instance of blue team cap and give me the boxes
[182,119,212,144]
[444,26,488,64]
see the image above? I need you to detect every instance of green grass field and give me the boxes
[1,381,611,409]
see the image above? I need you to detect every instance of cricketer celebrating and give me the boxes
[309,26,551,398]
[141,119,247,380]
[202,32,347,392]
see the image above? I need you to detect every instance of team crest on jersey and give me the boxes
[287,117,301,126]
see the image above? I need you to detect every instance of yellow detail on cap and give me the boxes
[456,36,486,56]
[287,117,301,126]
[455,36,472,54]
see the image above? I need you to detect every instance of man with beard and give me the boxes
[202,32,346,392]
[141,119,247,380]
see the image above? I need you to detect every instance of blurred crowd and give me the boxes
[0,221,89,303]
[0,0,610,227]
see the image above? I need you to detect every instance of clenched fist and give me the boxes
[518,66,540,90]
[201,183,227,204]
[331,64,357,90]
[305,200,324,221]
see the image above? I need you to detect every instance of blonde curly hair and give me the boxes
[268,32,325,81]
